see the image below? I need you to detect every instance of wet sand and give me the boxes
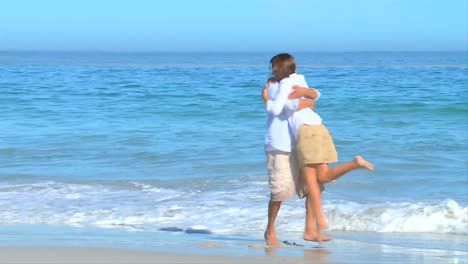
[2,240,466,264]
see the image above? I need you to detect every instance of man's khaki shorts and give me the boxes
[266,150,307,201]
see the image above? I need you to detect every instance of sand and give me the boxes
[1,247,305,264]
[1,242,466,264]
[1,227,466,264]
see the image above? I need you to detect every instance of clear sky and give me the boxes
[1,0,467,52]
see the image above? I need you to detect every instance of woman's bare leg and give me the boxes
[304,196,333,242]
[303,165,328,243]
[317,156,374,184]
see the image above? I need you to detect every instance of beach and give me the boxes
[2,237,467,264]
[1,225,467,263]
[2,247,283,264]
[1,247,352,264]
[0,51,467,263]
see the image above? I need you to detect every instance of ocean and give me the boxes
[0,51,467,251]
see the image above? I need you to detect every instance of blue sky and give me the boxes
[0,0,466,51]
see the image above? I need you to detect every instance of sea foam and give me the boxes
[0,181,466,235]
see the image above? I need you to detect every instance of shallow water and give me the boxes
[0,51,467,241]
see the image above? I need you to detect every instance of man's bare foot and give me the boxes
[304,231,333,242]
[355,156,374,171]
[264,229,281,246]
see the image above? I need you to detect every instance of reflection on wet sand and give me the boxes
[263,244,342,264]
[304,248,331,263]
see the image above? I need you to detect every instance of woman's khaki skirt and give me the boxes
[296,124,338,168]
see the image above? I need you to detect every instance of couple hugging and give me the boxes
[262,53,374,245]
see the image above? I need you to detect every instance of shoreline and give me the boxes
[0,247,295,264]
[1,225,467,262]
[2,243,467,264]
[1,229,467,264]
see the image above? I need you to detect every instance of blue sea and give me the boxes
[0,51,467,252]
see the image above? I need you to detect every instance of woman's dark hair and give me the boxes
[270,53,296,81]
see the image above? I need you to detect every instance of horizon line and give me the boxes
[0,49,467,54]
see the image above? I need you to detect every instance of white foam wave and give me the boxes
[324,199,467,234]
[0,181,466,235]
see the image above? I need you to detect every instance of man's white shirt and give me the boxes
[265,73,323,152]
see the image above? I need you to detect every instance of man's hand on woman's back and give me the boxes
[289,85,319,100]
